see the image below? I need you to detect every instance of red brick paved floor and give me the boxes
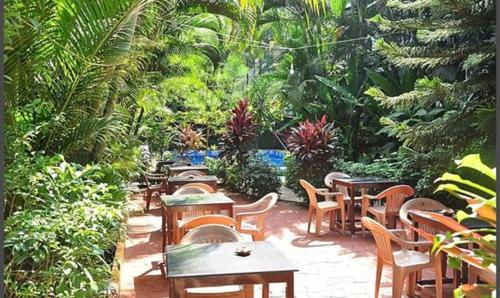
[119,191,453,298]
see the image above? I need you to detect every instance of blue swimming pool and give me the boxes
[182,150,286,168]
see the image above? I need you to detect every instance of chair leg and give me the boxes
[340,207,346,235]
[407,272,416,297]
[435,253,443,298]
[307,208,313,233]
[329,210,335,230]
[375,256,383,298]
[243,285,254,298]
[146,191,152,211]
[360,205,367,237]
[392,267,405,298]
[315,211,323,235]
[468,266,478,284]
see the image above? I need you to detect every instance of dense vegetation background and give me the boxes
[4,0,495,296]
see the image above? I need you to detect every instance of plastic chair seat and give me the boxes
[367,205,385,215]
[318,201,339,210]
[344,196,362,201]
[240,222,257,231]
[394,250,430,267]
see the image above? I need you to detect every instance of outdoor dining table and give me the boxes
[160,193,235,249]
[167,175,218,194]
[168,165,209,176]
[166,241,298,298]
[328,176,397,235]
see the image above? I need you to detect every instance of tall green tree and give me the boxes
[366,0,496,154]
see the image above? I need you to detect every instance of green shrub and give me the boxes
[226,155,281,198]
[4,154,127,297]
[205,157,226,181]
[208,155,281,199]
[335,149,470,209]
[284,153,332,201]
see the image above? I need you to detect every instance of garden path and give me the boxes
[119,191,451,298]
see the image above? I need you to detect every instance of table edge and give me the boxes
[167,268,299,279]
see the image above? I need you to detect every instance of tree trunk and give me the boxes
[134,107,144,135]
[89,80,119,162]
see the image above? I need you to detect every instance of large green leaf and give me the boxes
[315,75,363,106]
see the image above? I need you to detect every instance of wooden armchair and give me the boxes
[361,217,443,298]
[361,185,415,235]
[300,179,345,235]
[143,173,168,211]
[233,193,278,241]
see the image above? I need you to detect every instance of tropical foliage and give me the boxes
[4,0,496,295]
[367,0,496,154]
[431,154,496,297]
[219,99,257,163]
[284,116,340,199]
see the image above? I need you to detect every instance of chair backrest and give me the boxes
[324,172,350,197]
[250,193,278,229]
[173,186,210,195]
[178,170,206,177]
[182,215,236,232]
[182,183,215,193]
[180,224,244,244]
[144,173,165,189]
[299,179,318,207]
[399,198,446,228]
[361,217,394,265]
[376,185,415,215]
[253,193,279,213]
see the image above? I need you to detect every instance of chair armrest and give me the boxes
[362,194,377,200]
[388,231,433,250]
[388,229,408,240]
[235,210,267,219]
[318,191,344,205]
[315,188,329,192]
[233,204,259,213]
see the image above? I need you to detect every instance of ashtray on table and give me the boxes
[234,246,252,257]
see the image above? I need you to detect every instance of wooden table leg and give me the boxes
[167,207,174,245]
[350,186,356,235]
[162,206,166,252]
[286,273,294,298]
[262,283,269,298]
[228,205,233,218]
[171,279,185,298]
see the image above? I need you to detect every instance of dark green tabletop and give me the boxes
[161,193,234,207]
[169,165,209,172]
[331,176,397,187]
[166,241,298,278]
[168,175,218,183]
